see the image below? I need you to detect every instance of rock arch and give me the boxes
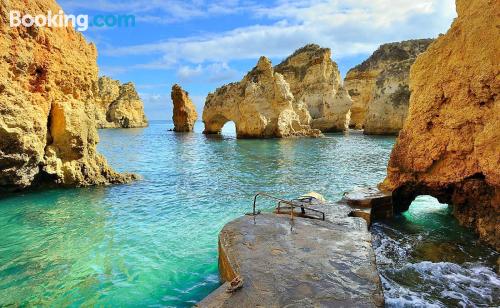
[204,114,234,135]
[202,57,321,138]
[382,0,499,249]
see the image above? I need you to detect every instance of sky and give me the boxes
[58,0,457,121]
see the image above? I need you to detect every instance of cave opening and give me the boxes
[402,195,451,226]
[220,121,237,137]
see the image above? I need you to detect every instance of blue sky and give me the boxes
[58,0,457,120]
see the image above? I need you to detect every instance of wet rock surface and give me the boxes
[199,204,384,307]
[342,187,393,224]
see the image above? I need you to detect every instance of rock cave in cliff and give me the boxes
[382,0,499,249]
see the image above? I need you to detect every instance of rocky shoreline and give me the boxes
[0,0,498,305]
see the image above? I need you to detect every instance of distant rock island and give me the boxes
[0,0,135,193]
[95,77,148,129]
[274,44,352,132]
[203,56,322,138]
[202,44,354,138]
[171,84,198,132]
[345,39,433,134]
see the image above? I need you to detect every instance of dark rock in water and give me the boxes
[199,204,384,307]
[342,187,393,225]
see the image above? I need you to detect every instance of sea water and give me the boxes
[0,121,497,307]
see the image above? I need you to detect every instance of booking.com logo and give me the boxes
[9,10,135,32]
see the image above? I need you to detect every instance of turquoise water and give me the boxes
[372,196,499,307]
[0,121,497,306]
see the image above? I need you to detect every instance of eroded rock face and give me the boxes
[203,57,321,138]
[95,77,148,128]
[382,0,499,249]
[275,44,352,132]
[363,59,413,135]
[0,0,134,193]
[344,39,433,133]
[171,84,198,132]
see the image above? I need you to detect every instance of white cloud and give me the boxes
[59,0,262,24]
[177,62,239,83]
[102,0,456,67]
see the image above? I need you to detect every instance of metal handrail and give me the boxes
[252,192,325,221]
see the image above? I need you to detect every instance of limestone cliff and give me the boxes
[171,84,198,132]
[382,0,499,249]
[203,57,321,138]
[275,44,352,132]
[363,59,413,135]
[0,0,134,193]
[95,77,148,128]
[344,39,433,132]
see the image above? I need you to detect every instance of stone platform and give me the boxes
[198,202,384,307]
[341,187,393,225]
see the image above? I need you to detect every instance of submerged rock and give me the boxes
[382,0,499,249]
[95,77,148,128]
[0,0,135,193]
[171,84,198,132]
[203,57,322,138]
[275,44,352,132]
[344,39,433,133]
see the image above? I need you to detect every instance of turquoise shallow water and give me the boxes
[0,121,498,306]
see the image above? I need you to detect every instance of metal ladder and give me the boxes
[252,192,326,221]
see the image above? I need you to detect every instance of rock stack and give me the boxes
[275,44,352,132]
[202,44,356,138]
[203,57,322,138]
[171,84,198,132]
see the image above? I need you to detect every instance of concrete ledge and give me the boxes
[199,205,384,307]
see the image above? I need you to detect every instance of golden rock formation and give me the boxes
[382,0,499,249]
[344,39,433,133]
[171,84,198,132]
[202,57,322,138]
[95,77,148,128]
[0,0,135,193]
[275,44,352,132]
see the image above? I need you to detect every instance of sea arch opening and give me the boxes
[203,114,235,135]
[221,121,237,137]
